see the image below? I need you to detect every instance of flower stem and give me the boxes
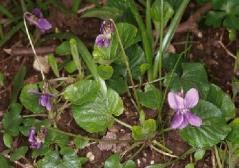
[110,19,141,112]
[23,14,46,81]
[113,117,132,129]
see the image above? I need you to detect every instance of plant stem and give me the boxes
[152,140,172,154]
[22,113,48,118]
[47,126,139,144]
[214,146,223,168]
[146,0,153,47]
[129,0,153,81]
[120,142,143,159]
[128,76,166,89]
[70,38,83,78]
[153,0,190,79]
[110,19,141,112]
[129,143,146,160]
[23,14,46,81]
[157,45,191,122]
[113,117,132,129]
[150,144,178,158]
[153,0,164,81]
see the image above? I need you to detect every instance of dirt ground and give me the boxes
[0,1,238,167]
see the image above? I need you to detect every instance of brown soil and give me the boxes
[0,1,238,168]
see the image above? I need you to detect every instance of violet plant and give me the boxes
[1,0,239,167]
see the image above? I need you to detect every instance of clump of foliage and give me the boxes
[0,0,239,167]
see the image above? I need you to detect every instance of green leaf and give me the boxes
[20,84,44,113]
[132,119,157,140]
[97,65,114,80]
[227,118,239,144]
[37,150,83,168]
[0,72,4,87]
[185,163,195,168]
[104,154,122,168]
[123,160,136,168]
[48,54,60,77]
[180,100,231,148]
[45,129,69,147]
[3,133,12,148]
[74,136,89,149]
[206,84,236,121]
[72,0,81,13]
[137,84,162,109]
[107,77,128,95]
[127,45,146,79]
[11,66,26,103]
[0,155,10,168]
[10,146,28,161]
[81,6,122,20]
[93,22,138,64]
[64,80,100,105]
[72,86,124,133]
[205,11,225,28]
[70,38,82,76]
[228,29,237,41]
[3,103,22,136]
[64,61,77,74]
[167,63,209,99]
[194,149,205,161]
[151,0,174,27]
[223,15,239,30]
[55,41,71,56]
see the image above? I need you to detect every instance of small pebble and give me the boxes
[137,159,141,166]
[143,152,147,157]
[86,152,95,162]
[150,160,155,165]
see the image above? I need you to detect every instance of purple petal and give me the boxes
[184,88,199,108]
[39,95,48,107]
[171,112,184,129]
[39,94,52,111]
[178,116,189,129]
[95,34,110,48]
[32,8,43,18]
[186,112,202,127]
[168,92,184,110]
[45,100,52,111]
[28,128,36,143]
[36,18,52,32]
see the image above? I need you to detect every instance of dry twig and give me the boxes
[176,3,212,37]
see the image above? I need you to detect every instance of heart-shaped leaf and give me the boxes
[206,84,236,121]
[3,103,22,136]
[20,84,44,113]
[137,84,162,109]
[132,119,157,140]
[180,100,231,148]
[72,87,123,133]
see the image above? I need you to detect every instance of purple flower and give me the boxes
[28,127,47,149]
[167,88,202,129]
[100,20,114,35]
[25,8,52,33]
[95,34,111,48]
[29,90,54,111]
[95,20,114,48]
